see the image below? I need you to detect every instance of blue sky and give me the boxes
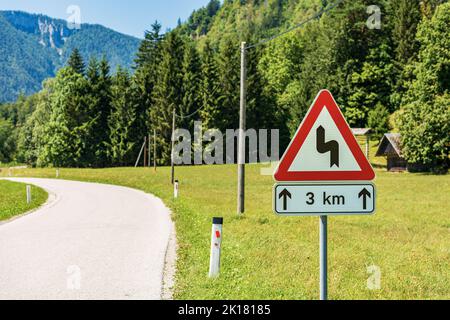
[0,0,211,38]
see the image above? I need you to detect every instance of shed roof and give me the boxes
[352,128,372,136]
[375,133,403,157]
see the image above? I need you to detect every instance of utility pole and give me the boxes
[237,42,247,215]
[171,107,176,185]
[154,129,157,172]
[366,134,371,161]
[135,137,146,168]
[144,136,148,167]
[148,134,152,167]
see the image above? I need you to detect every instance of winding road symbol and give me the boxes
[316,126,339,168]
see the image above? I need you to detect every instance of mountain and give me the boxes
[0,11,140,102]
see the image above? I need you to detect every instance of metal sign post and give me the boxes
[320,216,328,301]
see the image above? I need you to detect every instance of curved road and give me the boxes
[0,178,173,300]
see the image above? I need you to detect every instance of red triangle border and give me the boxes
[274,90,375,182]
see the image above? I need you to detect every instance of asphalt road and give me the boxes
[0,178,173,300]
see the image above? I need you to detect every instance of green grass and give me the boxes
[0,180,48,221]
[2,156,449,300]
[0,162,25,168]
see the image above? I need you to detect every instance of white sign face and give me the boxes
[274,183,376,216]
[289,108,361,172]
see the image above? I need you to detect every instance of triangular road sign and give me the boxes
[274,90,375,182]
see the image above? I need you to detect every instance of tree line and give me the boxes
[0,0,448,172]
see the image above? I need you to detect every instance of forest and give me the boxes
[0,0,448,172]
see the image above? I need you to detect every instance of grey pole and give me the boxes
[153,129,157,172]
[135,138,146,168]
[366,134,370,160]
[143,136,148,167]
[148,134,152,167]
[237,41,247,215]
[171,107,176,185]
[320,215,328,300]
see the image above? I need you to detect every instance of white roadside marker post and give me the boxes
[209,217,223,278]
[8,168,12,177]
[26,185,31,204]
[56,168,60,178]
[174,180,179,199]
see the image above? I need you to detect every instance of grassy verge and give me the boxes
[2,157,449,300]
[0,180,48,221]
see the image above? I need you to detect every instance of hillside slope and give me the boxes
[0,11,140,102]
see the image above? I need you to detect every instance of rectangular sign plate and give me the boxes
[274,183,376,216]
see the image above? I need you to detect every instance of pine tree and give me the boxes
[304,0,396,126]
[150,31,185,164]
[86,57,100,82]
[134,21,164,147]
[180,41,202,132]
[107,67,137,166]
[84,57,112,167]
[390,0,422,111]
[134,21,163,69]
[216,36,240,130]
[345,43,395,126]
[67,48,85,75]
[199,41,221,130]
[392,0,421,64]
[246,44,275,131]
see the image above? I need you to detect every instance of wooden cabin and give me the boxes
[376,133,408,172]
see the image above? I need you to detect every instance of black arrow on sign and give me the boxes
[316,126,340,168]
[279,189,292,211]
[358,188,372,210]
